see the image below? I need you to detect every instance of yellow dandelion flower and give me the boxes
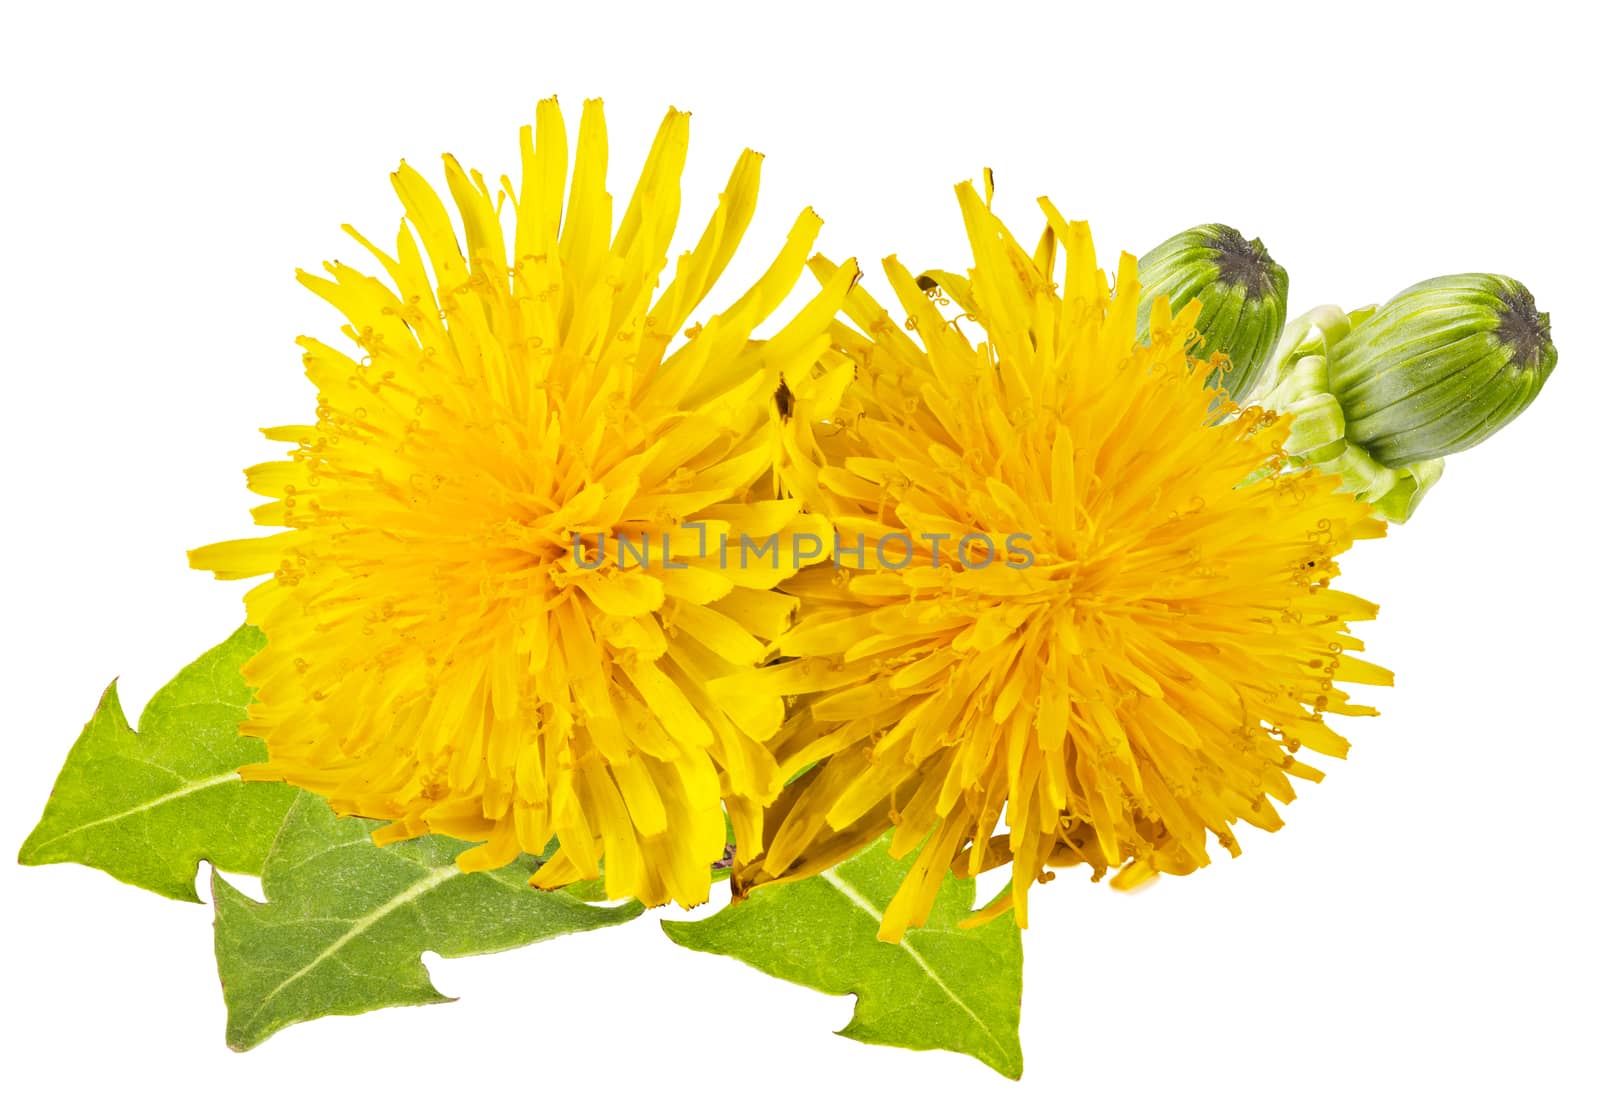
[730,180,1391,940]
[190,98,855,909]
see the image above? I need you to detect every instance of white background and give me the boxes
[3,1,1595,1088]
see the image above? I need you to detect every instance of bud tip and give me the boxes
[1209,226,1280,301]
[1494,284,1555,373]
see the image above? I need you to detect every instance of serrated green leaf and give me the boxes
[213,793,644,1050]
[662,836,1024,1078]
[18,627,298,901]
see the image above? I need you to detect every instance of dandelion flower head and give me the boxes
[733,180,1391,939]
[191,99,854,908]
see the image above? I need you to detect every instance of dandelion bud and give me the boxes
[1136,224,1290,400]
[1326,274,1557,465]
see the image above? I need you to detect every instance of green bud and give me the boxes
[1136,224,1290,401]
[1326,274,1557,465]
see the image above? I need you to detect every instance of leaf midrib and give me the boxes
[818,865,1008,1056]
[243,862,461,1028]
[24,771,242,854]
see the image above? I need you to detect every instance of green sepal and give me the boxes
[1250,305,1445,522]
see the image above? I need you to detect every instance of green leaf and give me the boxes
[662,836,1024,1078]
[213,793,644,1050]
[18,627,298,901]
